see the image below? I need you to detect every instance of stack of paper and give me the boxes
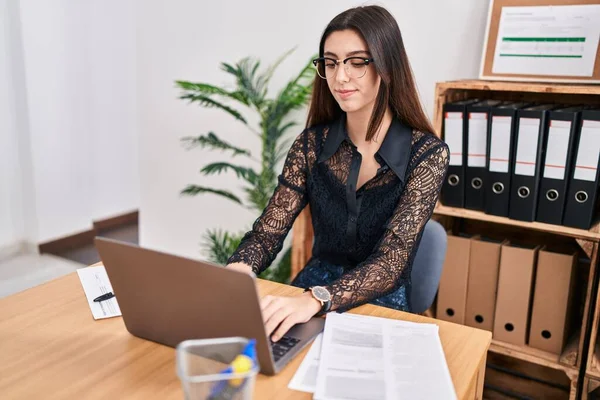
[289,313,456,400]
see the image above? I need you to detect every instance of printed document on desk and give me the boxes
[77,265,121,320]
[288,333,323,393]
[314,313,456,400]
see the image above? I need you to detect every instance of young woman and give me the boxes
[227,5,449,341]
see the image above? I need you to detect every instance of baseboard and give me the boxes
[38,210,139,255]
[38,229,97,255]
[0,241,38,262]
[93,210,138,233]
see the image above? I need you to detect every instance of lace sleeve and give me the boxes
[226,130,309,275]
[324,142,449,313]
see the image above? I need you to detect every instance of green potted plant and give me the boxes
[177,49,314,283]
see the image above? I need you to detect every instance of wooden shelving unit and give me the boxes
[432,80,600,400]
[583,376,600,400]
[290,79,600,399]
[435,204,600,241]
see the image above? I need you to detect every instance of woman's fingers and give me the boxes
[260,295,277,322]
[264,306,290,338]
[272,315,298,342]
[261,298,282,324]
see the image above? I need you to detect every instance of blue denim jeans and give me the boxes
[290,258,410,312]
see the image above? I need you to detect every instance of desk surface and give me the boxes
[0,272,491,399]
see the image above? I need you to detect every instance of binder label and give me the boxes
[468,113,488,167]
[543,120,571,180]
[515,118,540,176]
[490,116,512,173]
[574,120,600,181]
[445,112,463,166]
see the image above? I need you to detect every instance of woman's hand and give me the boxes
[226,262,255,276]
[261,292,322,341]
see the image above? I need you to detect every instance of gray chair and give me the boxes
[410,219,448,314]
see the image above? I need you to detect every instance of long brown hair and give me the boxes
[306,5,434,141]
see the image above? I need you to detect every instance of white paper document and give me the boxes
[444,112,463,166]
[489,116,512,173]
[492,5,600,77]
[313,313,456,400]
[515,118,541,176]
[574,120,600,181]
[383,322,455,400]
[543,120,571,180]
[468,113,488,167]
[288,333,323,393]
[77,265,121,320]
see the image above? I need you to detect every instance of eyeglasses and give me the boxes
[312,56,375,80]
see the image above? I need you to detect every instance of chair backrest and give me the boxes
[290,208,447,314]
[410,219,447,314]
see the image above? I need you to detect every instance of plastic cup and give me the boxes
[176,337,259,400]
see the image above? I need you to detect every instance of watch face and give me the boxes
[312,286,331,302]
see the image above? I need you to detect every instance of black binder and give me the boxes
[536,106,583,225]
[509,104,558,222]
[563,109,600,229]
[485,102,530,217]
[441,99,480,208]
[464,100,503,211]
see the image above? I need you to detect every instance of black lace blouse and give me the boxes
[227,113,449,313]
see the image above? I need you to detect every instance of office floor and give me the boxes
[55,224,139,265]
[0,224,139,299]
[0,253,84,299]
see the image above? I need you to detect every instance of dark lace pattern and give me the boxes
[227,117,449,313]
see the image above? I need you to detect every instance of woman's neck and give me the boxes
[346,106,393,148]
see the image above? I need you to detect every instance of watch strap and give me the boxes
[305,287,332,316]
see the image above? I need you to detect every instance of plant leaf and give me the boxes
[179,93,248,125]
[201,229,245,265]
[175,81,250,106]
[220,58,265,109]
[255,47,296,97]
[180,185,242,204]
[200,162,258,185]
[259,247,291,284]
[274,137,294,164]
[274,56,316,115]
[181,132,251,157]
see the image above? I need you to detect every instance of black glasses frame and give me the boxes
[311,56,375,79]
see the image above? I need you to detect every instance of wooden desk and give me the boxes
[0,272,491,399]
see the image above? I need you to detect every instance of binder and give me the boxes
[509,104,558,222]
[465,100,504,211]
[528,248,576,355]
[536,106,583,225]
[493,243,539,346]
[485,102,531,217]
[441,99,480,208]
[436,233,475,325]
[464,237,505,332]
[563,109,600,229]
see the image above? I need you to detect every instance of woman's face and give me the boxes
[323,29,380,115]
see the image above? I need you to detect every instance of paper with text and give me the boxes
[383,322,456,399]
[288,333,323,393]
[314,313,456,400]
[492,5,600,77]
[77,265,121,320]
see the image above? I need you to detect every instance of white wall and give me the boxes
[0,0,139,250]
[0,0,30,254]
[137,0,490,260]
[88,0,139,221]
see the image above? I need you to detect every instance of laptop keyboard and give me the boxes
[270,335,300,362]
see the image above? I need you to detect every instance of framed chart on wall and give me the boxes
[480,0,600,83]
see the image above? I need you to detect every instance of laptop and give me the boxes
[94,237,325,375]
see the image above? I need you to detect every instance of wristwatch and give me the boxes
[305,286,332,315]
